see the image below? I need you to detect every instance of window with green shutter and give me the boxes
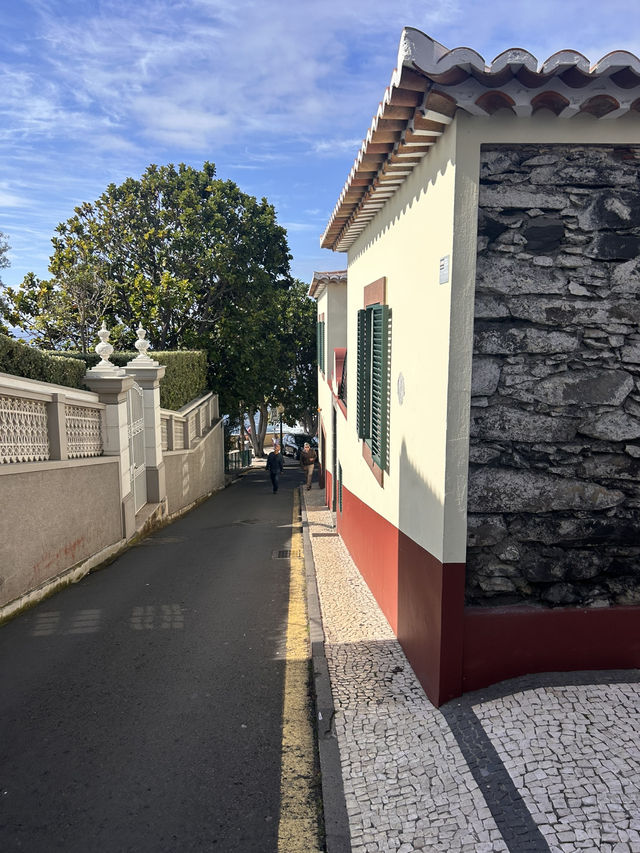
[316,320,326,373]
[338,350,348,406]
[356,303,390,473]
[356,309,370,438]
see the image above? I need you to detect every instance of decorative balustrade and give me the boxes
[0,373,104,465]
[160,392,219,453]
[0,395,50,464]
[2,323,216,473]
[65,404,103,459]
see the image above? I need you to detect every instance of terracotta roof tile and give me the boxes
[321,29,640,253]
[308,270,348,299]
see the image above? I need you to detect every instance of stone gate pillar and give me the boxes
[124,324,167,506]
[83,323,136,539]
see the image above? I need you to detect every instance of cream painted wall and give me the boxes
[345,117,459,562]
[337,108,640,565]
[316,288,336,475]
[0,457,123,608]
[326,281,347,383]
[163,419,224,516]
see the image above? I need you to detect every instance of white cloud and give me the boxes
[11,1,452,152]
[11,0,639,160]
[3,0,640,288]
[0,186,28,207]
[281,222,319,233]
[313,139,363,157]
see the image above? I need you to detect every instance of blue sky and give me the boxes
[1,0,640,293]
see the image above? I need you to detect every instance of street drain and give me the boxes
[272,549,302,559]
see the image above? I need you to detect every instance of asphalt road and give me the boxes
[0,462,309,853]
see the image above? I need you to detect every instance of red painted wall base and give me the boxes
[337,485,464,706]
[324,470,332,510]
[463,605,640,693]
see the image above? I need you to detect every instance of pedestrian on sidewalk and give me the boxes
[300,442,317,491]
[266,443,285,493]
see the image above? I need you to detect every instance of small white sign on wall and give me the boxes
[439,255,450,284]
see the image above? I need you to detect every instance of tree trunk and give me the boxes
[246,403,270,457]
[257,403,269,455]
[239,403,246,453]
[246,409,260,457]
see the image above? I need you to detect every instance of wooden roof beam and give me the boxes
[378,105,415,120]
[388,88,424,108]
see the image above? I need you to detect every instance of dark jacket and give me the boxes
[300,448,317,467]
[266,451,284,473]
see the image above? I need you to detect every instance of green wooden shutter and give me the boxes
[316,321,326,373]
[356,309,370,438]
[370,304,390,470]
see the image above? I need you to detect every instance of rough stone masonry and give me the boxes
[467,143,640,609]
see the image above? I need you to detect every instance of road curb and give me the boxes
[299,486,352,853]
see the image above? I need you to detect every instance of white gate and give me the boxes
[127,382,147,513]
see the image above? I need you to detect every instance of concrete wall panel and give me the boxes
[163,421,224,516]
[0,458,122,608]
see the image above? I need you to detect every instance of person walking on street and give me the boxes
[300,442,317,491]
[266,443,285,493]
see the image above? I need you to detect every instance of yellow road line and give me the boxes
[277,488,322,853]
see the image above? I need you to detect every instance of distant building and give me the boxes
[312,29,640,706]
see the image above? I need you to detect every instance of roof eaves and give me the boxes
[308,269,348,300]
[321,28,640,254]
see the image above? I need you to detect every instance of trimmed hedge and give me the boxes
[0,334,208,411]
[134,351,208,410]
[0,334,87,388]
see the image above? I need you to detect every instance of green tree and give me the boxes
[216,279,316,456]
[6,267,114,354]
[6,163,313,454]
[10,163,290,352]
[277,279,318,434]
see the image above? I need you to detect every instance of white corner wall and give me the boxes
[316,288,335,477]
[326,282,347,376]
[343,116,460,563]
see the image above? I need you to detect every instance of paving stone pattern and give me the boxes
[473,682,640,853]
[303,490,640,853]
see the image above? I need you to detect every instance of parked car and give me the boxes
[282,433,318,460]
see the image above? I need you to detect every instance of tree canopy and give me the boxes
[5,163,317,453]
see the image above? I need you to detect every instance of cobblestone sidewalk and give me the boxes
[302,488,640,853]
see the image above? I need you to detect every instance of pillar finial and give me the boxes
[134,322,152,360]
[96,321,114,366]
[87,321,126,376]
[131,322,158,366]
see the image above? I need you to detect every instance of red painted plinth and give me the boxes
[338,486,465,706]
[463,605,640,693]
[324,470,332,509]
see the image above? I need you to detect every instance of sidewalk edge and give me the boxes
[300,486,352,853]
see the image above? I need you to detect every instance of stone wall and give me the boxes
[466,144,640,608]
